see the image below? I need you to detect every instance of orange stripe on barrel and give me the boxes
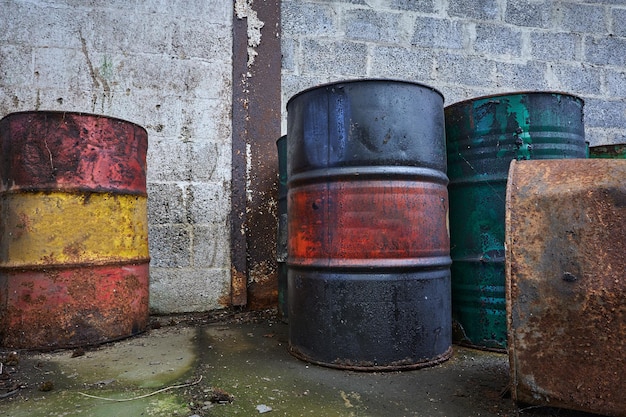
[289,179,449,268]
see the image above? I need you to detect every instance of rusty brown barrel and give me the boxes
[445,92,586,351]
[0,111,149,349]
[506,159,626,417]
[286,79,451,370]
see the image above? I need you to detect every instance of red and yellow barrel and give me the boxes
[0,111,149,349]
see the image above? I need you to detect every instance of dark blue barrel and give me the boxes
[287,79,451,370]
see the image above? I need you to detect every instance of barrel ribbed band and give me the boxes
[288,179,450,268]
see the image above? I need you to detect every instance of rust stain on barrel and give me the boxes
[0,111,149,350]
[506,159,626,417]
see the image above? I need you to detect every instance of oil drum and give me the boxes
[0,111,149,349]
[287,79,451,370]
[445,92,586,351]
[589,144,626,159]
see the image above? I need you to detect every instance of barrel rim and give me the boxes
[444,90,584,110]
[288,166,450,186]
[0,110,148,135]
[286,78,445,109]
[288,344,453,372]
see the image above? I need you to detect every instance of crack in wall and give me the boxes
[79,30,112,113]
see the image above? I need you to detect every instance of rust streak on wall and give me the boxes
[231,0,281,308]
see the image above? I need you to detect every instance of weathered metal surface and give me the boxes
[0,111,149,349]
[276,135,288,321]
[0,111,147,194]
[287,79,452,370]
[231,0,281,309]
[506,159,626,417]
[590,143,626,159]
[445,92,586,351]
[0,264,149,349]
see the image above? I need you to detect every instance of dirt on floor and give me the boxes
[0,309,610,417]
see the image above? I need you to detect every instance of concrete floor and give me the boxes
[0,309,605,417]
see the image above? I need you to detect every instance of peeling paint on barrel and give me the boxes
[0,111,149,349]
[445,92,586,351]
[506,159,626,417]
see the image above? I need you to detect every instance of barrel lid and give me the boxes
[0,110,147,135]
[286,78,445,109]
[444,90,584,110]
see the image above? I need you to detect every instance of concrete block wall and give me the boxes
[281,0,626,146]
[0,0,233,313]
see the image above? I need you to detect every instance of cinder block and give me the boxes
[606,69,626,99]
[193,224,231,268]
[583,127,626,148]
[412,17,465,49]
[370,45,434,81]
[147,183,186,225]
[301,39,368,76]
[187,182,231,226]
[281,1,338,37]
[612,8,626,37]
[33,47,93,91]
[494,61,546,91]
[282,74,335,104]
[148,224,192,268]
[530,32,581,62]
[170,19,232,60]
[390,0,436,13]
[282,37,297,72]
[0,2,85,48]
[448,0,500,20]
[583,98,626,129]
[86,9,175,55]
[0,45,33,86]
[586,36,626,67]
[345,9,412,44]
[474,23,522,57]
[549,63,602,96]
[149,268,231,313]
[435,53,495,87]
[504,0,552,28]
[560,2,606,34]
[190,141,232,183]
[137,0,232,23]
[147,140,193,182]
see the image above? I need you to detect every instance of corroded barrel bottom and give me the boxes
[451,260,507,352]
[288,267,452,371]
[0,263,149,349]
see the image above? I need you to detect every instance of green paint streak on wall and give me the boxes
[100,55,114,80]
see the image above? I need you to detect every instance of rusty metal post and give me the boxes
[231,0,282,308]
[0,111,149,349]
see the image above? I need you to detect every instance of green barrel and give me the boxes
[589,144,626,159]
[276,135,288,322]
[445,92,587,351]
